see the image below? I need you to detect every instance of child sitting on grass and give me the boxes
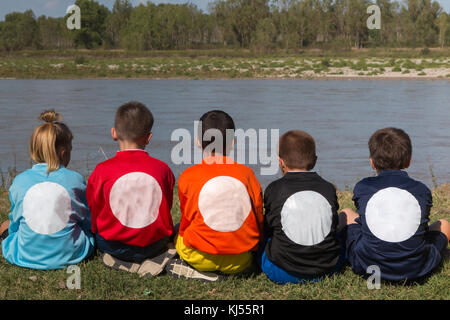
[87,101,176,277]
[259,130,344,284]
[0,110,94,269]
[340,127,449,282]
[165,110,264,281]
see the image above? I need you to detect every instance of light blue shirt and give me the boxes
[2,164,95,270]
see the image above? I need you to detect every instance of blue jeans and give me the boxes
[95,233,169,263]
[258,235,347,285]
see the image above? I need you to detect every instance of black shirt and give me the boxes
[264,171,341,276]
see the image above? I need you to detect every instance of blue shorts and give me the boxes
[258,236,347,285]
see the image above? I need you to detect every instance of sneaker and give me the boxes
[137,244,178,278]
[102,243,178,277]
[165,258,225,282]
[102,253,141,273]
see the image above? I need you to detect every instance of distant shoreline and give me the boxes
[1,76,449,81]
[1,51,449,81]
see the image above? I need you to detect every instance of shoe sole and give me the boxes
[165,260,224,282]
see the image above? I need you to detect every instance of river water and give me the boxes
[0,79,449,190]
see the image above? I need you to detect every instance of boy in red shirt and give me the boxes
[87,101,176,277]
[166,110,264,281]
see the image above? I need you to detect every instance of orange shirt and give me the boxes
[178,155,264,255]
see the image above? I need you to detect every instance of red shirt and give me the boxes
[87,150,175,247]
[178,155,264,255]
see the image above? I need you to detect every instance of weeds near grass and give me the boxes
[0,166,18,191]
[428,161,439,190]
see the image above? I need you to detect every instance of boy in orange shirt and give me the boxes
[166,110,264,281]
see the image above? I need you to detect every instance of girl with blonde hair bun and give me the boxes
[0,110,94,269]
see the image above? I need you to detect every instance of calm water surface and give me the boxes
[0,79,449,190]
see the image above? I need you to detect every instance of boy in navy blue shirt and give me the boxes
[340,127,449,282]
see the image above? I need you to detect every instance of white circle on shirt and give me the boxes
[198,176,252,232]
[365,187,421,243]
[109,172,162,229]
[23,182,71,235]
[280,191,333,246]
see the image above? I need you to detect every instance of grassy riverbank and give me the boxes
[1,48,450,80]
[0,182,448,300]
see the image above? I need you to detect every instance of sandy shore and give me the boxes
[297,66,450,80]
[1,56,450,80]
[1,73,449,80]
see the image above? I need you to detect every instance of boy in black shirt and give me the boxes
[259,130,344,284]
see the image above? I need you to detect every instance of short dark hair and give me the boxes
[198,110,235,154]
[278,130,317,170]
[368,127,412,170]
[114,101,154,141]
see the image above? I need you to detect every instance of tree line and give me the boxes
[0,0,449,52]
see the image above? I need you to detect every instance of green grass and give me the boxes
[0,183,448,300]
[1,49,450,79]
[3,47,450,59]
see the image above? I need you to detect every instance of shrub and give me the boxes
[421,47,431,55]
[74,56,87,65]
[321,59,330,67]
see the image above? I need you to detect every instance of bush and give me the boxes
[421,47,431,55]
[321,59,330,67]
[353,59,368,71]
[402,59,417,69]
[74,56,87,65]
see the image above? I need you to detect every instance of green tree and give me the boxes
[272,0,313,49]
[0,10,39,51]
[106,0,133,47]
[252,17,277,52]
[211,0,271,48]
[37,16,74,49]
[342,0,371,48]
[0,0,447,51]
[416,0,441,46]
[400,0,441,46]
[438,12,449,47]
[120,3,154,50]
[366,0,401,47]
[71,0,110,49]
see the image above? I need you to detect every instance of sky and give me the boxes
[0,0,212,19]
[0,0,449,20]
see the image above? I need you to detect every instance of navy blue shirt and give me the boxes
[346,170,443,281]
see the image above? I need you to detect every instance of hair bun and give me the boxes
[39,110,62,123]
